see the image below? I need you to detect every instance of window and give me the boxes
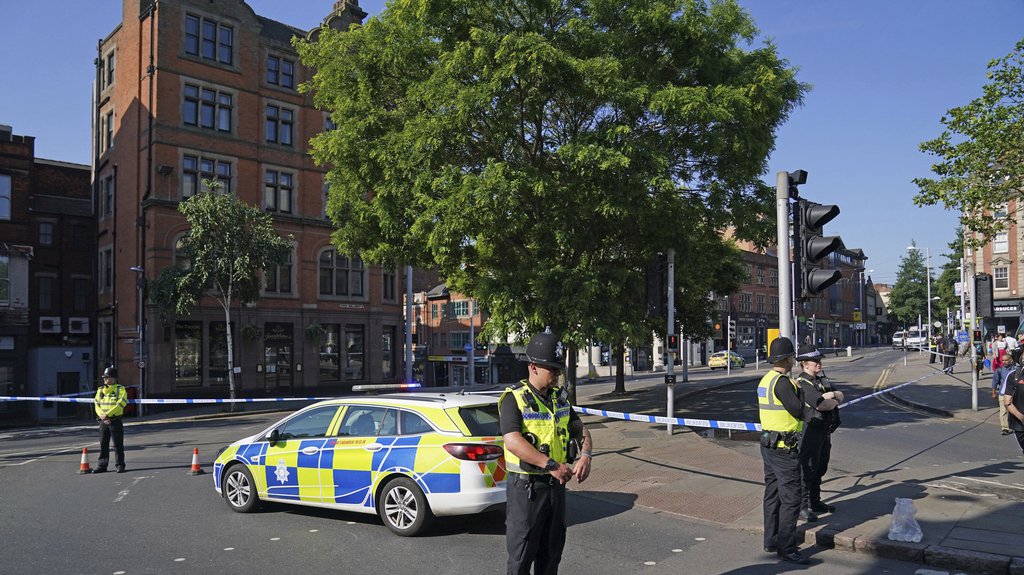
[263,170,293,213]
[101,176,114,217]
[400,411,434,435]
[345,325,364,380]
[103,111,114,151]
[994,231,1009,253]
[174,321,202,387]
[265,248,294,294]
[340,406,389,437]
[39,222,54,246]
[278,405,341,440]
[0,174,10,220]
[318,250,364,297]
[265,104,294,146]
[73,278,89,313]
[995,203,1008,219]
[208,322,233,384]
[452,300,470,317]
[266,55,295,89]
[98,247,113,292]
[0,255,9,306]
[182,154,232,197]
[769,296,779,314]
[995,266,1009,290]
[319,324,341,381]
[756,294,765,313]
[324,115,337,131]
[183,84,232,132]
[382,326,396,379]
[185,14,233,65]
[382,266,396,301]
[38,276,55,312]
[755,267,765,285]
[431,303,438,319]
[105,52,115,87]
[173,236,192,270]
[738,293,752,312]
[768,270,778,288]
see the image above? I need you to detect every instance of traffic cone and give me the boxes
[188,447,205,475]
[78,447,92,474]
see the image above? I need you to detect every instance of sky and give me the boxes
[2,0,1022,285]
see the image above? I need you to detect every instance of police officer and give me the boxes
[499,329,592,575]
[94,366,128,473]
[795,344,844,522]
[758,337,808,565]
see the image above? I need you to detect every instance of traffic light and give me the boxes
[796,199,844,298]
[645,253,666,319]
[667,334,679,350]
[975,273,993,318]
[728,319,737,339]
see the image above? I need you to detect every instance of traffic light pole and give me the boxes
[776,172,794,342]
[666,248,676,435]
[969,258,978,411]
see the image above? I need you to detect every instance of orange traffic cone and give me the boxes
[188,447,205,475]
[78,447,92,474]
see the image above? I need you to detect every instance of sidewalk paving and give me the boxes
[571,350,1024,575]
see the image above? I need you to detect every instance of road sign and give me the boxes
[956,330,969,343]
[664,375,676,385]
[853,311,861,321]
[463,343,473,353]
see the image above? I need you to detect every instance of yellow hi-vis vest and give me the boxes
[757,370,802,448]
[499,381,572,475]
[95,384,127,418]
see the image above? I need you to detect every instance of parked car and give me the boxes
[709,350,745,369]
[891,328,927,350]
[213,393,506,536]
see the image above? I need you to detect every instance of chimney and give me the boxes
[328,0,367,32]
[0,124,11,143]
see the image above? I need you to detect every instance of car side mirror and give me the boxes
[267,429,280,445]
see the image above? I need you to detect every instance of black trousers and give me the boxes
[1013,430,1024,456]
[506,473,566,575]
[762,445,801,555]
[799,424,832,508]
[98,417,125,469]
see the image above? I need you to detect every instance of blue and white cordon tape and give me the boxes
[0,372,937,431]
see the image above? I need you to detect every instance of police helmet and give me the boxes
[521,329,565,371]
[766,337,795,364]
[102,366,118,379]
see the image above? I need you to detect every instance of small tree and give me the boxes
[888,241,933,328]
[150,183,292,402]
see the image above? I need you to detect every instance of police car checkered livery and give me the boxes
[213,393,506,536]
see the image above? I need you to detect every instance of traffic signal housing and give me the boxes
[728,319,737,339]
[797,199,844,298]
[667,334,679,350]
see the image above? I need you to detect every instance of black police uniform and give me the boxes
[796,370,839,514]
[499,383,582,575]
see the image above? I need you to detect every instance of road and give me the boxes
[0,352,993,575]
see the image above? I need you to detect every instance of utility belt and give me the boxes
[760,429,800,450]
[509,471,560,485]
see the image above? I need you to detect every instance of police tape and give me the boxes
[573,371,940,431]
[0,396,334,405]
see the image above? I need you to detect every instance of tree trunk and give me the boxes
[613,342,626,393]
[223,302,236,411]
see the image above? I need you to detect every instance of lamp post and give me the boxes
[129,266,146,417]
[907,245,932,344]
[857,268,874,347]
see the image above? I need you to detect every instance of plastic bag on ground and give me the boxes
[887,497,923,542]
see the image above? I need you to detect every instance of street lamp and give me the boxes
[129,265,146,417]
[907,245,932,346]
[857,268,874,346]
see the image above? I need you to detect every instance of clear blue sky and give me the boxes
[3,0,1021,284]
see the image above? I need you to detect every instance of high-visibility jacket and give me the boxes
[757,370,802,448]
[499,381,572,474]
[95,384,127,418]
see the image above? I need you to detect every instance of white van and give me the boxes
[891,328,927,350]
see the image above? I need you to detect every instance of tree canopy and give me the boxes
[297,0,804,344]
[932,228,964,326]
[915,39,1024,245]
[887,242,937,329]
[150,189,292,399]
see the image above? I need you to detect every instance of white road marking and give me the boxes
[957,476,1024,491]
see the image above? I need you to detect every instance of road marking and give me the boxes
[113,476,153,503]
[923,482,996,496]
[957,476,1024,491]
[0,442,94,467]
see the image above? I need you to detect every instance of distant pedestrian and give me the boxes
[757,337,808,565]
[831,337,840,357]
[795,344,844,522]
[1000,365,1024,455]
[994,351,1014,435]
[942,333,958,374]
[93,366,128,473]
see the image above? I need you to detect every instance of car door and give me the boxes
[327,406,398,509]
[262,404,343,503]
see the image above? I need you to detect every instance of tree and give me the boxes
[150,187,292,402]
[888,241,934,328]
[296,0,804,355]
[933,228,964,327]
[915,40,1024,244]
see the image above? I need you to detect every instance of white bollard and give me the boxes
[847,345,852,357]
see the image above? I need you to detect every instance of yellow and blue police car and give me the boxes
[213,393,506,536]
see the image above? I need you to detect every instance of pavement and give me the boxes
[571,350,1024,575]
[6,349,1024,574]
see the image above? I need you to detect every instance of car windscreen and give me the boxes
[457,404,501,436]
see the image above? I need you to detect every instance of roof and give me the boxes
[425,283,449,299]
[257,15,306,45]
[318,391,499,409]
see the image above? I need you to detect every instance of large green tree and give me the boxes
[888,241,937,329]
[915,39,1024,244]
[150,189,292,402]
[297,0,803,352]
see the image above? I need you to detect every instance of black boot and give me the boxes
[799,508,818,522]
[810,501,835,513]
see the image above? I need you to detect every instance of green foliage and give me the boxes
[915,39,1024,245]
[933,228,964,318]
[888,242,936,328]
[297,0,804,344]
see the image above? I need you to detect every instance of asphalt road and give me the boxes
[2,403,928,575]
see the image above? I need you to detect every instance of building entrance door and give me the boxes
[264,323,294,392]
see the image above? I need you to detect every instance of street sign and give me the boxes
[463,343,473,353]
[854,322,866,330]
[956,330,969,343]
[853,311,861,321]
[664,375,676,385]
[955,281,963,296]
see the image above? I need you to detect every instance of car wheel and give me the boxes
[379,476,433,536]
[223,464,260,513]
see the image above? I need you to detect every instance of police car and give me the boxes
[213,393,506,536]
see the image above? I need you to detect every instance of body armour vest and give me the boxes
[499,381,572,474]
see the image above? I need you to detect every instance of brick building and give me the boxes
[0,125,94,425]
[966,201,1024,336]
[94,0,408,400]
